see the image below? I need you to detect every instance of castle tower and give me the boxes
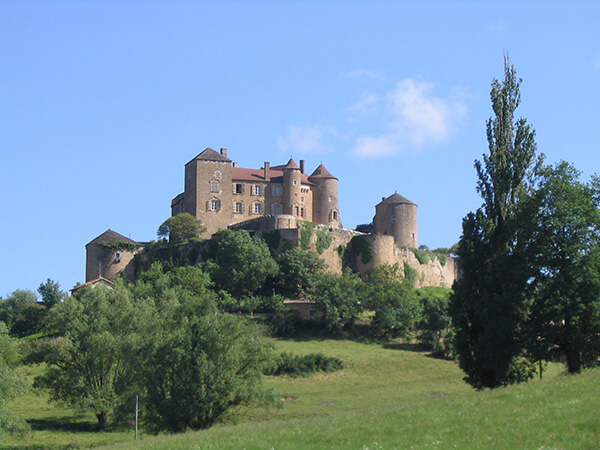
[282,158,302,216]
[180,147,232,237]
[309,164,341,227]
[85,229,142,282]
[373,192,417,247]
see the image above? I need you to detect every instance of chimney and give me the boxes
[232,162,238,167]
[264,162,270,181]
[382,197,385,201]
[220,147,228,157]
[300,159,305,174]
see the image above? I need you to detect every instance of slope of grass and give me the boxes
[4,338,597,449]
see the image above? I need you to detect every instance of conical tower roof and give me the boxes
[86,229,139,247]
[283,158,300,170]
[309,164,337,180]
[378,192,416,206]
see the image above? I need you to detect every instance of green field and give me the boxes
[4,338,599,449]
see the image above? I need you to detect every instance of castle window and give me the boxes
[254,203,263,214]
[300,207,305,218]
[273,185,281,196]
[293,179,298,186]
[329,196,334,202]
[253,185,263,196]
[273,204,281,215]
[294,205,300,216]
[207,199,221,212]
[234,202,243,214]
[210,180,220,193]
[332,210,338,221]
[391,216,396,223]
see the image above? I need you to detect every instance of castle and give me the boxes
[84,147,456,288]
[170,148,342,237]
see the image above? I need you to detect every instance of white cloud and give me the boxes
[277,124,335,154]
[346,93,379,115]
[352,79,466,158]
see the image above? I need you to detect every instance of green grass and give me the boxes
[4,339,599,449]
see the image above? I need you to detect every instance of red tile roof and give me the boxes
[309,164,337,180]
[231,167,313,184]
[70,276,114,292]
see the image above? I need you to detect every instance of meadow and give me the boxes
[3,338,599,449]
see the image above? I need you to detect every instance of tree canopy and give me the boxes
[157,213,206,244]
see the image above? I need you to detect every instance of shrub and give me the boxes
[265,352,343,377]
[266,308,302,337]
[315,230,333,254]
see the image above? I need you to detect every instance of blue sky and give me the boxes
[1,0,599,296]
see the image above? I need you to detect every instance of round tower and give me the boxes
[309,164,341,227]
[282,158,301,216]
[373,192,417,247]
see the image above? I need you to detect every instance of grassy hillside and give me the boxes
[4,339,599,449]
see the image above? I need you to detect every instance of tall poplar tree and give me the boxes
[450,57,539,389]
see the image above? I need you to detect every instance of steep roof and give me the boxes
[171,192,185,207]
[308,164,337,180]
[86,229,139,247]
[378,192,416,206]
[232,167,314,185]
[189,147,231,163]
[283,158,300,170]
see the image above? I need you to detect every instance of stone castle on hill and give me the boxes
[84,148,455,288]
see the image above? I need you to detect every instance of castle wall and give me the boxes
[185,159,233,237]
[374,202,418,247]
[85,245,139,282]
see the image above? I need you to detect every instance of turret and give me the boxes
[309,164,341,227]
[282,158,302,216]
[373,192,417,247]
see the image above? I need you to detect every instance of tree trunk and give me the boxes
[96,411,108,430]
[565,349,581,374]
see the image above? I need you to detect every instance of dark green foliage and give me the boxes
[450,58,538,389]
[34,283,155,429]
[365,264,421,340]
[412,248,431,265]
[142,311,276,432]
[210,230,279,298]
[101,241,138,252]
[416,287,453,356]
[276,248,326,298]
[315,230,333,254]
[0,289,45,337]
[266,308,303,337]
[37,278,66,309]
[309,270,365,334]
[262,229,281,254]
[299,221,315,250]
[0,322,29,435]
[350,235,373,264]
[265,352,343,377]
[157,213,206,244]
[403,262,417,287]
[522,162,600,373]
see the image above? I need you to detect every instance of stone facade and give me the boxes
[85,229,143,282]
[171,148,341,237]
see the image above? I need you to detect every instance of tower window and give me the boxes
[332,210,337,221]
[272,185,282,196]
[210,180,220,193]
[208,199,221,212]
[293,179,298,186]
[391,216,396,223]
[294,206,300,216]
[273,204,281,215]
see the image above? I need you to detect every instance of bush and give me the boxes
[267,308,302,337]
[265,352,343,377]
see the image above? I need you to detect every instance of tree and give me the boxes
[210,230,279,298]
[523,162,600,373]
[157,213,206,244]
[0,289,45,337]
[34,284,154,429]
[450,57,539,389]
[276,248,326,298]
[309,270,365,333]
[142,311,276,432]
[365,264,421,339]
[0,322,29,435]
[415,287,453,355]
[37,278,66,309]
